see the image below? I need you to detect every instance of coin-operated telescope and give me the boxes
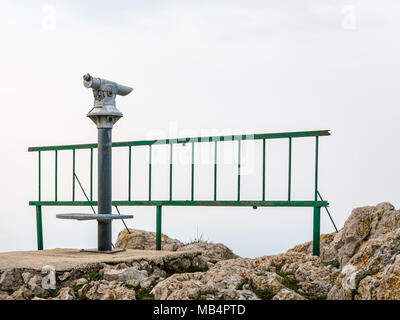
[57,74,134,253]
[83,73,133,129]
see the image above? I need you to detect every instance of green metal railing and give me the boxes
[29,129,330,256]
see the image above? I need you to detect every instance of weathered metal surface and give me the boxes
[51,74,134,253]
[313,206,321,256]
[97,128,113,251]
[80,248,126,254]
[30,200,329,207]
[36,206,43,250]
[56,213,133,221]
[84,73,132,129]
[156,206,162,251]
[28,130,330,152]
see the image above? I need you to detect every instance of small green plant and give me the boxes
[322,260,340,268]
[133,285,154,300]
[123,283,135,290]
[306,295,327,300]
[236,282,245,290]
[185,227,208,245]
[275,267,327,300]
[235,279,275,300]
[47,288,60,298]
[124,280,158,300]
[85,268,103,283]
[72,284,84,293]
[275,268,300,292]
[251,288,276,300]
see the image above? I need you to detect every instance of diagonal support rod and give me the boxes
[74,173,124,248]
[317,190,338,233]
[74,173,96,214]
[115,205,131,234]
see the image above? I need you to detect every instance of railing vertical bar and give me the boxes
[237,140,241,201]
[55,150,58,202]
[315,136,319,201]
[170,144,173,201]
[262,139,266,201]
[72,149,75,201]
[288,137,292,201]
[128,146,132,201]
[214,141,217,201]
[156,205,162,250]
[38,151,41,202]
[191,142,195,201]
[36,206,43,250]
[313,135,320,256]
[149,145,152,201]
[90,148,93,202]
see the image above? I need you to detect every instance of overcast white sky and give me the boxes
[0,0,399,258]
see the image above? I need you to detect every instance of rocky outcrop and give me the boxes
[0,250,207,300]
[177,242,239,264]
[115,229,184,251]
[2,201,400,300]
[78,280,136,300]
[115,229,239,266]
[151,252,338,300]
[151,201,400,300]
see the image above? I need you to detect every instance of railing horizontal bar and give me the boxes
[28,130,331,152]
[29,200,329,207]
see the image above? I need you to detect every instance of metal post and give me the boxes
[55,150,58,202]
[170,144,173,201]
[98,128,113,252]
[237,140,241,201]
[313,136,320,256]
[214,141,217,201]
[313,206,321,256]
[90,148,93,202]
[36,206,43,250]
[262,139,266,201]
[191,142,195,201]
[128,146,132,201]
[288,137,292,201]
[156,205,162,250]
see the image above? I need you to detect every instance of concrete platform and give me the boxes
[0,248,198,272]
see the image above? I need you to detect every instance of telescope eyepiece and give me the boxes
[83,73,92,82]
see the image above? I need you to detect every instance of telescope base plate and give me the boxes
[80,248,126,254]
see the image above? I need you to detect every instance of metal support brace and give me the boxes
[313,206,321,256]
[36,206,43,250]
[156,205,162,250]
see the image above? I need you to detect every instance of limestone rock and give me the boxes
[0,269,22,291]
[102,266,148,282]
[152,267,167,278]
[58,272,71,281]
[3,201,400,301]
[79,280,136,300]
[74,278,88,287]
[178,242,239,264]
[152,250,338,300]
[54,287,75,300]
[327,202,400,299]
[115,229,183,251]
[0,291,13,300]
[272,288,306,300]
[11,285,33,300]
[140,275,159,289]
[22,272,33,284]
[167,258,191,273]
